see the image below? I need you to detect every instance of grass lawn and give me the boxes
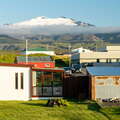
[0,100,119,120]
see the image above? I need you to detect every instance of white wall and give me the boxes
[107,46,120,52]
[24,51,55,55]
[71,51,120,64]
[0,66,31,101]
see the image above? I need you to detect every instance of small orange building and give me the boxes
[16,56,55,69]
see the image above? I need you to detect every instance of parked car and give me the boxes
[72,64,82,73]
[64,67,75,75]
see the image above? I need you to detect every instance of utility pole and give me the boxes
[26,39,28,64]
[68,44,71,67]
[46,44,49,50]
[96,42,97,51]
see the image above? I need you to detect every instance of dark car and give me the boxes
[64,67,75,75]
[72,64,82,72]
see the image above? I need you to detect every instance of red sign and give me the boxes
[18,62,55,68]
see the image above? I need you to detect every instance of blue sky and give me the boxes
[0,0,120,26]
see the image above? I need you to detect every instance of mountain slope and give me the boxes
[0,34,21,43]
[0,32,119,52]
[95,32,120,43]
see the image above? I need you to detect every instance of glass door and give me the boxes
[53,72,63,96]
[32,71,63,97]
[42,71,53,96]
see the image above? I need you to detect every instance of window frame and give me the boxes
[15,72,18,89]
[20,73,24,89]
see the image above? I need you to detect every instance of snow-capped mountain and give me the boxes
[2,16,120,37]
[0,16,120,48]
[8,16,94,27]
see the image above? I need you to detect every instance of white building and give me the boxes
[0,63,64,101]
[71,46,120,64]
[0,63,32,101]
[106,46,120,52]
[72,47,93,54]
[22,47,55,55]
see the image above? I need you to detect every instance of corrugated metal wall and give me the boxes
[95,76,120,99]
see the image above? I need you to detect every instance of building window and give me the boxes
[20,73,24,89]
[53,72,62,87]
[82,50,85,52]
[116,59,120,62]
[96,59,100,63]
[45,63,50,68]
[36,71,43,87]
[15,73,18,89]
[44,72,52,87]
[106,59,108,63]
[109,59,112,63]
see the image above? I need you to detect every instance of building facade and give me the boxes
[106,46,120,52]
[71,46,120,64]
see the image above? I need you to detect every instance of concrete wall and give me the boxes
[0,66,31,100]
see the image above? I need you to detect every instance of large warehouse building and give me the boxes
[71,46,120,64]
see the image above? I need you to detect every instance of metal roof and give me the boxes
[87,66,120,76]
[0,63,33,68]
[32,67,64,72]
[27,48,48,51]
[17,56,52,62]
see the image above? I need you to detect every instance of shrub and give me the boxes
[46,98,70,107]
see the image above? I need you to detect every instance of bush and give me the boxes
[46,98,70,107]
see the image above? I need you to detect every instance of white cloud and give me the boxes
[0,24,120,37]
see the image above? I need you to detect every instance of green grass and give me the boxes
[0,100,119,120]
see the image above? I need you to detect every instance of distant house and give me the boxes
[71,47,93,54]
[16,56,55,68]
[87,66,120,100]
[0,63,64,100]
[21,47,55,55]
